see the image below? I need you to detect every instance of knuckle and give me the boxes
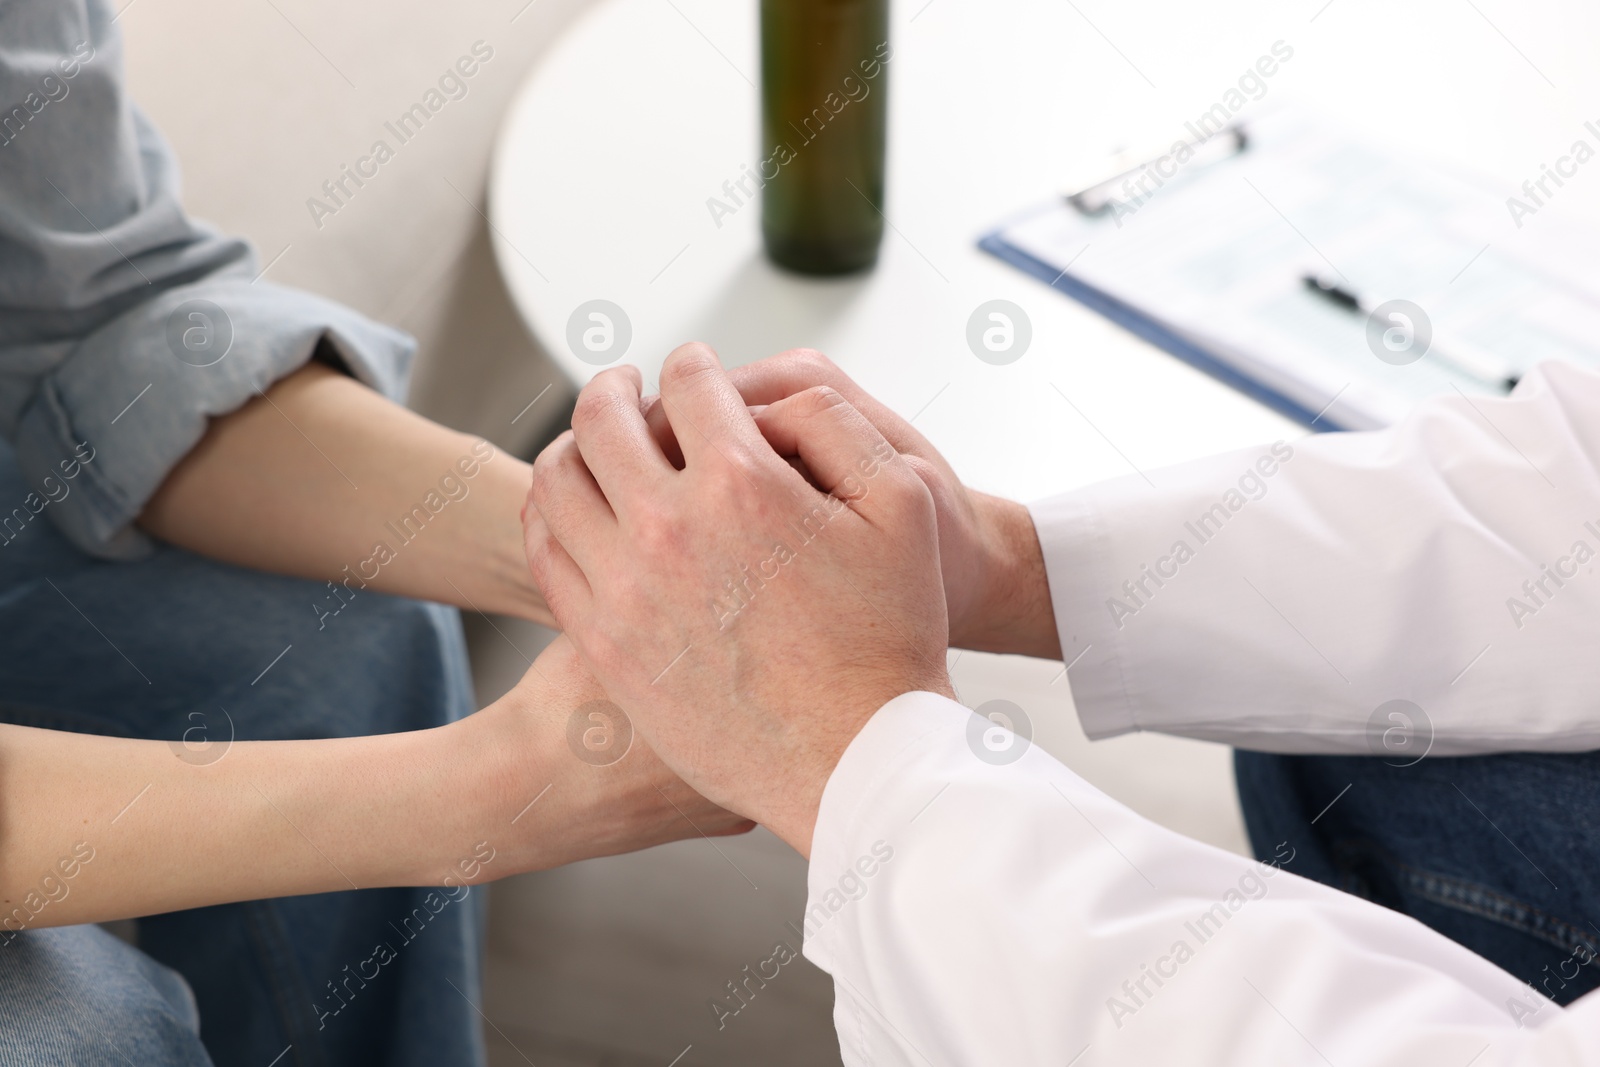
[592,365,640,393]
[785,347,838,381]
[900,453,942,496]
[571,387,629,433]
[884,463,935,514]
[719,446,771,491]
[796,384,847,417]
[524,534,555,591]
[661,343,720,386]
[529,437,569,502]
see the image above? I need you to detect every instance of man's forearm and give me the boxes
[951,492,1061,660]
[809,694,1552,1066]
[138,362,552,625]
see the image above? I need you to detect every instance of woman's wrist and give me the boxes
[403,688,561,887]
[419,651,653,883]
[446,450,557,626]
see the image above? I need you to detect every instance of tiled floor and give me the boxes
[463,613,1250,1066]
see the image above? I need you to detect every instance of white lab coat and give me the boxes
[803,362,1600,1065]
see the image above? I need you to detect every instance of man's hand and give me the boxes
[665,348,1060,659]
[524,344,953,856]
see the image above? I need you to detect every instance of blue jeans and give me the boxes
[1236,749,1600,1008]
[0,442,486,1067]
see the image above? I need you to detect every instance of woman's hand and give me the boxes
[462,635,754,878]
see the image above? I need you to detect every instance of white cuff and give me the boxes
[1027,487,1142,740]
[802,692,969,973]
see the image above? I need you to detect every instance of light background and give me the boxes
[119,0,1598,1062]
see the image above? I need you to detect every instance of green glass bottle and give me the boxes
[759,0,890,275]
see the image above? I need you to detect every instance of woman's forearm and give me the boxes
[0,637,749,932]
[0,709,511,931]
[137,362,553,626]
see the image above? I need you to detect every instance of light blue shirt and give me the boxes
[0,0,412,559]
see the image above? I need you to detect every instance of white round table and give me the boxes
[487,0,1591,505]
[477,9,1597,1061]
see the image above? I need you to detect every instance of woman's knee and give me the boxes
[0,925,212,1066]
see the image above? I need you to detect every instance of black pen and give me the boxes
[1302,273,1520,391]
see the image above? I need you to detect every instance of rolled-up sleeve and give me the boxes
[0,0,414,559]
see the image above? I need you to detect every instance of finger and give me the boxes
[529,431,614,573]
[729,348,942,460]
[656,342,769,471]
[616,364,644,392]
[639,394,685,469]
[523,509,593,631]
[641,393,772,472]
[570,366,673,502]
[725,348,852,406]
[752,387,911,526]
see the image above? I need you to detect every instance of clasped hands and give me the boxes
[520,343,1056,857]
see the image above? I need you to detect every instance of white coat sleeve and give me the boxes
[1028,361,1600,754]
[803,692,1599,1067]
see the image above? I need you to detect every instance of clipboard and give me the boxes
[980,108,1600,431]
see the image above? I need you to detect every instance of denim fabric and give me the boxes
[0,439,487,1067]
[1236,748,1600,1013]
[0,924,213,1066]
[0,0,413,561]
